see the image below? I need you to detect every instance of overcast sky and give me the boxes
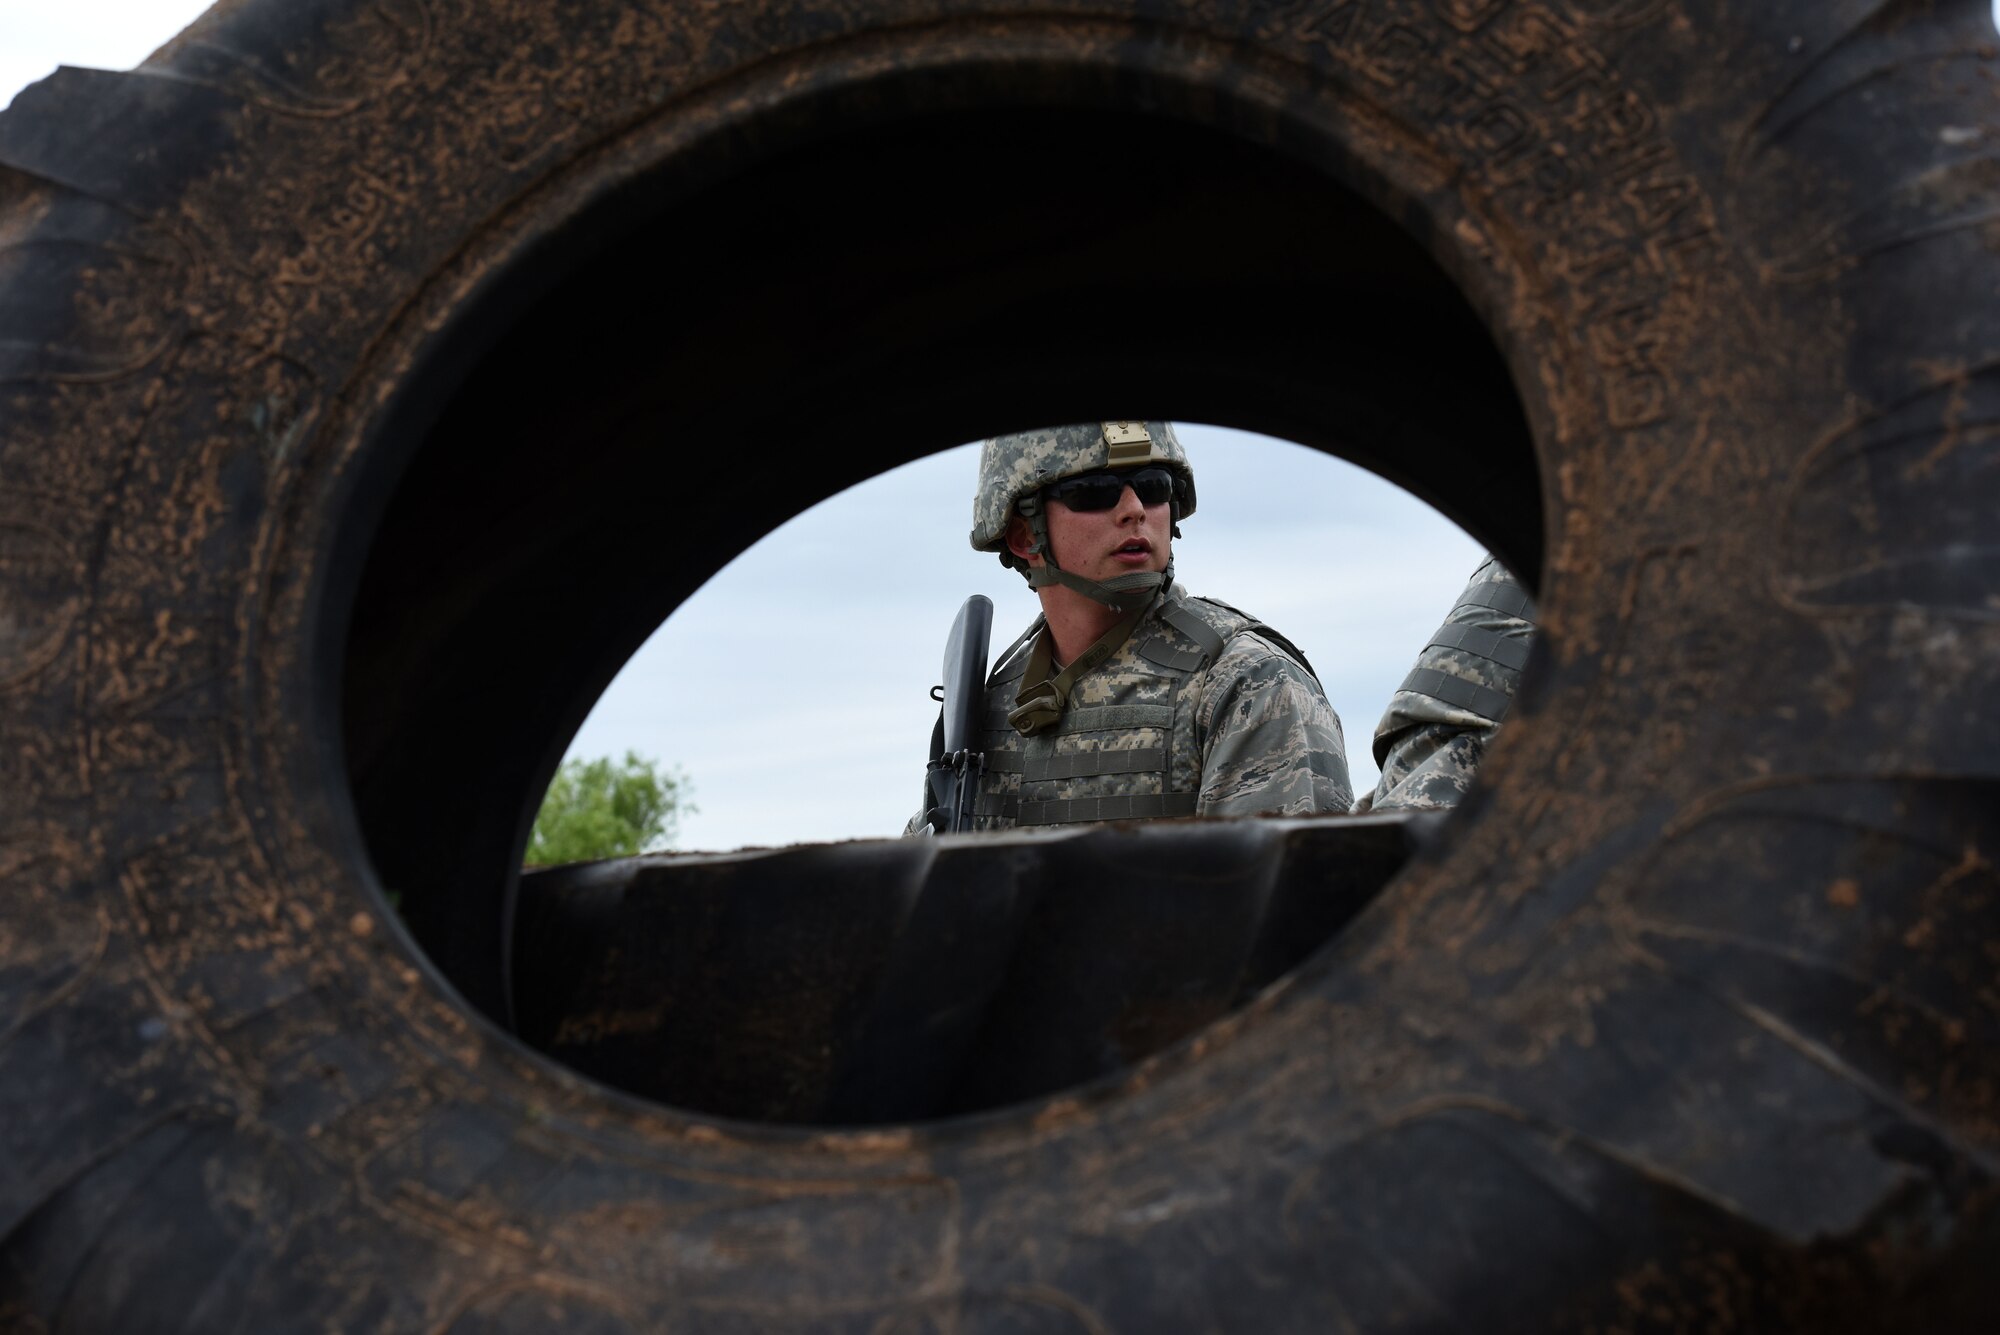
[3,3,1528,852]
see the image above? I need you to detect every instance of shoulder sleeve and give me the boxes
[1193,632,1353,818]
[1358,554,1537,813]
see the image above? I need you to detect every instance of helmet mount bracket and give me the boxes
[1101,420,1154,466]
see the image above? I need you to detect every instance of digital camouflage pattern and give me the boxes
[1188,624,1353,819]
[907,586,1350,833]
[1353,554,1537,813]
[969,420,1194,556]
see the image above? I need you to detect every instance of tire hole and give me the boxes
[548,428,1490,852]
[333,100,1540,1122]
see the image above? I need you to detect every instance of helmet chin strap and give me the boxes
[1016,496,1174,612]
[1005,502,1177,736]
[1023,561,1169,611]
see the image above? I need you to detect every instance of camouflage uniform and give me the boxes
[914,585,1350,831]
[910,421,1350,832]
[1352,554,1537,813]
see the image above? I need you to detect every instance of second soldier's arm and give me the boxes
[1354,554,1536,813]
[1192,634,1353,819]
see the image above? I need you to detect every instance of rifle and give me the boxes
[922,594,994,835]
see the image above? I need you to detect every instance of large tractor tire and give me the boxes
[3,0,1996,1329]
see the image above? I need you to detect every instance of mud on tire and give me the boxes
[2,1,1997,1330]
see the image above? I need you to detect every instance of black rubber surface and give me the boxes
[1,1,1996,1330]
[513,815,1415,1123]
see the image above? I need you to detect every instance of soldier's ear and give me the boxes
[1005,514,1040,565]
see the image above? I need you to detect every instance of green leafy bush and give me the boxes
[525,751,693,866]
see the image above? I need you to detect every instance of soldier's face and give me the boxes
[1041,475,1172,581]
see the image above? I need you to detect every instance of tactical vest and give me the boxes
[968,589,1313,830]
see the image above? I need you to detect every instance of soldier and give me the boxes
[910,421,1351,832]
[1351,553,1537,812]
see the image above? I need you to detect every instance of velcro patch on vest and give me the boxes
[1138,639,1206,672]
[1159,603,1226,659]
[1018,792,1199,825]
[1053,704,1175,736]
[1024,747,1168,781]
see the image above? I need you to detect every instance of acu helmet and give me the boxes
[969,421,1196,611]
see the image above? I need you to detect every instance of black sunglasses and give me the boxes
[1044,466,1181,512]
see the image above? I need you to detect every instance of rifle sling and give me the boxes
[1007,602,1149,737]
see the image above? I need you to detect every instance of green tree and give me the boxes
[525,751,694,866]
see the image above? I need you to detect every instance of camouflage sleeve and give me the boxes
[1193,633,1353,818]
[1353,553,1536,814]
[1353,726,1491,814]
